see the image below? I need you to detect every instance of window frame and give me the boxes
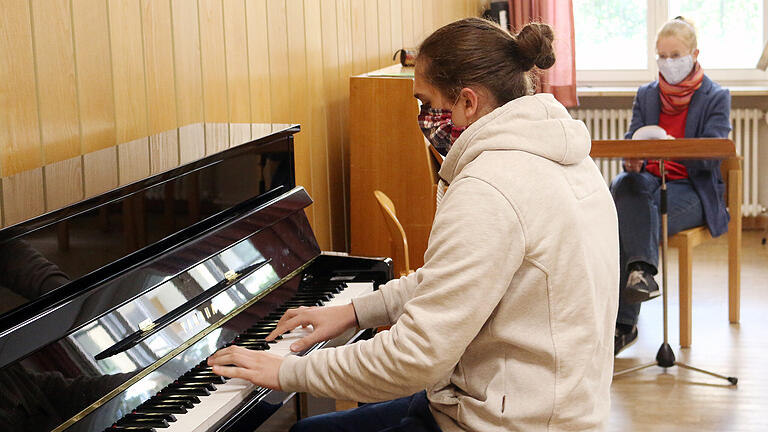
[576,0,768,87]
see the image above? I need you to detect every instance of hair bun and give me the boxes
[514,22,555,70]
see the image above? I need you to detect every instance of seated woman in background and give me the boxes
[208,17,619,432]
[613,16,731,355]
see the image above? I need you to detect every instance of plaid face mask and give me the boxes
[417,103,466,156]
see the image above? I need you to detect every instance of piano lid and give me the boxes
[0,123,299,337]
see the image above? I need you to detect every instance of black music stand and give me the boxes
[613,159,737,385]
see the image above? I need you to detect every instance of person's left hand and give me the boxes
[207,346,283,390]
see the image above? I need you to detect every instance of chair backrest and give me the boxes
[373,190,411,276]
[720,156,741,205]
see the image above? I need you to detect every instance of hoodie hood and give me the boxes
[439,93,591,184]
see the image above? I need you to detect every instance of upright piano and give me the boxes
[0,124,392,432]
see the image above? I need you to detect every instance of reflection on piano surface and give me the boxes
[0,124,392,432]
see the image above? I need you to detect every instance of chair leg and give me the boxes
[679,242,693,348]
[728,169,742,324]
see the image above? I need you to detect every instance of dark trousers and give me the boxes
[289,391,442,432]
[611,172,705,326]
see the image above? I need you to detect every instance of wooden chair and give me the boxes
[373,190,413,277]
[669,156,742,347]
[589,138,740,349]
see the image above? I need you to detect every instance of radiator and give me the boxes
[570,108,766,217]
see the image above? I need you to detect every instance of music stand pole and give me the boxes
[613,159,737,385]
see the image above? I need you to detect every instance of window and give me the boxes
[574,0,768,86]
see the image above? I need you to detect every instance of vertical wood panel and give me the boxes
[305,0,331,249]
[73,0,116,154]
[109,0,149,144]
[401,0,414,48]
[171,0,204,128]
[83,146,118,197]
[337,0,354,249]
[2,170,45,225]
[142,0,179,174]
[245,0,272,125]
[422,0,434,36]
[171,0,205,162]
[150,131,179,173]
[119,138,151,184]
[199,0,229,154]
[364,0,380,71]
[0,0,42,176]
[286,0,313,225]
[266,1,290,123]
[45,156,84,210]
[349,0,367,75]
[223,0,251,128]
[322,0,348,250]
[377,0,392,67]
[390,0,403,55]
[413,0,424,44]
[142,0,177,134]
[31,0,81,165]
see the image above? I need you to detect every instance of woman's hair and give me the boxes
[656,16,697,51]
[417,17,555,105]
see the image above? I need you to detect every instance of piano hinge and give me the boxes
[224,270,239,282]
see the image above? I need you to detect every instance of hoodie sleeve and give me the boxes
[279,177,525,402]
[351,270,419,329]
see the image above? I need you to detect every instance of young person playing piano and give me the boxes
[613,17,731,355]
[208,18,619,432]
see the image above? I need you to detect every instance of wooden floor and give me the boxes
[610,231,768,431]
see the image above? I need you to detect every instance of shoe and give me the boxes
[623,263,660,304]
[614,324,638,356]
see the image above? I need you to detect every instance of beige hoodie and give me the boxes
[280,93,619,431]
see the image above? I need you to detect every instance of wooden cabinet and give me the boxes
[349,65,436,271]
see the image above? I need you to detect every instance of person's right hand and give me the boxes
[624,158,644,173]
[266,304,358,353]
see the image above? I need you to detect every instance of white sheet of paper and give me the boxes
[631,125,671,140]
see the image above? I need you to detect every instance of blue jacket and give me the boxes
[626,75,731,237]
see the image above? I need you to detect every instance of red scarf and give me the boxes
[658,62,703,115]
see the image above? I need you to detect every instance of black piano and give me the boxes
[0,124,392,432]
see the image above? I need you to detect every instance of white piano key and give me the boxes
[162,282,373,432]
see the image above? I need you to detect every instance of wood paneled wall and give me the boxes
[0,0,485,249]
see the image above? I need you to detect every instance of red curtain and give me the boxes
[508,0,578,107]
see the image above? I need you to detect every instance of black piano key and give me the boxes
[236,343,269,351]
[235,335,277,343]
[181,374,227,383]
[116,417,170,428]
[250,324,277,331]
[171,380,218,389]
[133,403,193,414]
[160,386,211,396]
[148,394,201,405]
[243,329,281,338]
[134,405,188,414]
[292,293,333,301]
[124,413,176,423]
[281,301,321,307]
[106,426,157,432]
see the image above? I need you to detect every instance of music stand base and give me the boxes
[614,342,738,385]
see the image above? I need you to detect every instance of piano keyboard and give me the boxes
[104,280,373,432]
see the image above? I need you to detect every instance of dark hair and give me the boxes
[417,18,555,105]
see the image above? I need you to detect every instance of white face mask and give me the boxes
[657,55,694,85]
